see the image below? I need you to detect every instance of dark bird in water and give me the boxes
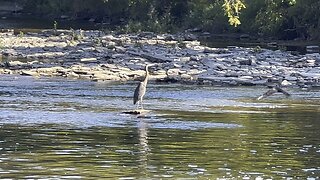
[257,85,291,100]
[134,64,152,109]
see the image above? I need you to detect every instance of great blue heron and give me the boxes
[257,85,291,100]
[133,64,152,109]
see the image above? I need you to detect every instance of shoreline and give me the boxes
[1,29,320,88]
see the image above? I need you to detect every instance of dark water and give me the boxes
[0,75,319,179]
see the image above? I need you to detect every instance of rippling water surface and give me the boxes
[0,75,319,179]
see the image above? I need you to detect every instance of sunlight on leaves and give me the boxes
[223,0,246,27]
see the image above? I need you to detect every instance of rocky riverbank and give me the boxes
[1,29,320,88]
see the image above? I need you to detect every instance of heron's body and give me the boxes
[257,86,290,100]
[133,65,150,109]
[134,81,147,104]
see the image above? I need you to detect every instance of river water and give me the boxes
[0,74,319,179]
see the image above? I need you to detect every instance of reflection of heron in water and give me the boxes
[137,119,150,176]
[133,64,153,110]
[257,84,291,100]
[138,119,150,153]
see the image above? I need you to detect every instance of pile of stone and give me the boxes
[0,29,320,88]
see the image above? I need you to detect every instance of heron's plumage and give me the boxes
[275,86,290,97]
[257,88,277,100]
[133,64,151,109]
[257,86,290,100]
[134,82,147,104]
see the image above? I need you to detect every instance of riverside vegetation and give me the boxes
[1,0,320,40]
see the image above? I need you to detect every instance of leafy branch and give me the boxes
[223,0,246,27]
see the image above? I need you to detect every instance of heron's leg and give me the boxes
[136,101,140,110]
[140,99,144,110]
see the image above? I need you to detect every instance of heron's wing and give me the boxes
[133,83,142,104]
[133,82,147,104]
[257,88,277,100]
[275,86,291,97]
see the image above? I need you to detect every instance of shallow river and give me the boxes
[0,75,319,179]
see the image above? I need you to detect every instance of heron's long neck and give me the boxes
[143,67,149,84]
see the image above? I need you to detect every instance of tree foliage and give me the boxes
[223,0,246,27]
[1,0,320,40]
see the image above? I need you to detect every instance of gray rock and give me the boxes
[179,57,190,62]
[111,53,126,59]
[238,58,253,65]
[198,76,255,86]
[281,80,292,86]
[190,56,200,61]
[2,49,17,56]
[239,75,254,80]
[188,69,205,75]
[183,33,197,41]
[20,70,39,76]
[285,76,298,81]
[167,68,180,76]
[140,53,172,63]
[2,30,320,87]
[181,73,193,80]
[115,46,126,53]
[163,34,175,41]
[80,57,98,63]
[66,72,80,78]
[92,72,120,81]
[138,32,155,38]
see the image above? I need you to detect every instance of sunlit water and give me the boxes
[0,74,319,179]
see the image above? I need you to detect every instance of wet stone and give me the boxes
[80,57,98,63]
[20,70,39,76]
[1,30,320,88]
